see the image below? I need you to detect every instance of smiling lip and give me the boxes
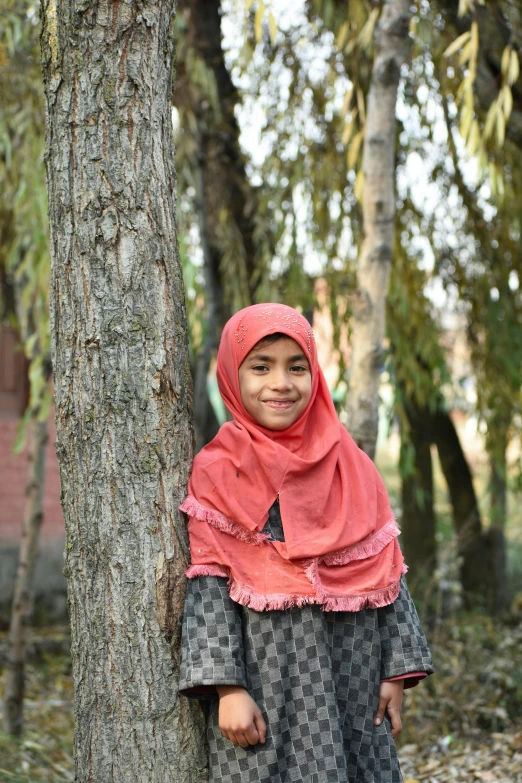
[262,400,296,409]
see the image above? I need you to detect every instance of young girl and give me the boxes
[179,303,433,783]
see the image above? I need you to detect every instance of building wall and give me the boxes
[0,326,67,626]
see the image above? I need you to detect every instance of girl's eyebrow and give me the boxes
[247,353,309,363]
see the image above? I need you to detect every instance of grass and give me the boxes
[0,637,73,783]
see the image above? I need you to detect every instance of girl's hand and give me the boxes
[373,680,404,738]
[216,685,267,748]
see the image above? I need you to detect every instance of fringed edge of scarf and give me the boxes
[180,496,271,546]
[185,562,409,612]
[319,517,401,567]
[186,564,230,579]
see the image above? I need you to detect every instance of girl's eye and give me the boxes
[252,365,269,372]
[291,365,308,373]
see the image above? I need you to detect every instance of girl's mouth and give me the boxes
[262,400,296,409]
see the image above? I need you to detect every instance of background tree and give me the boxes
[39,0,205,779]
[0,2,53,736]
[343,0,413,459]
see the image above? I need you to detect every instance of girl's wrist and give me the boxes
[216,685,246,698]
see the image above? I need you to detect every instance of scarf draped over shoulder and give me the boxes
[180,303,406,611]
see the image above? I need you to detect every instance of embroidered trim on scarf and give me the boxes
[180,496,271,546]
[319,517,401,567]
[185,563,409,613]
[181,497,400,561]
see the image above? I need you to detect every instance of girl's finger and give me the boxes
[244,723,260,746]
[237,732,251,749]
[228,731,240,745]
[373,697,388,726]
[387,707,402,738]
[254,709,267,744]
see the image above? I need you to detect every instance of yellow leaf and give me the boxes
[268,11,277,46]
[341,86,354,116]
[354,168,364,202]
[357,87,365,125]
[477,144,488,174]
[342,118,355,145]
[459,40,472,67]
[483,100,497,140]
[442,30,471,59]
[245,0,255,9]
[466,119,480,156]
[458,0,469,16]
[348,129,364,169]
[501,84,513,120]
[508,50,520,86]
[456,73,471,103]
[254,0,265,43]
[336,21,349,51]
[496,109,505,146]
[344,38,356,56]
[358,7,380,51]
[459,102,473,141]
[470,20,479,61]
[501,45,511,78]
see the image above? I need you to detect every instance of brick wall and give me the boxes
[0,408,64,543]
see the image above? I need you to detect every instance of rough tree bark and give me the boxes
[39,0,206,780]
[345,0,412,459]
[3,419,48,737]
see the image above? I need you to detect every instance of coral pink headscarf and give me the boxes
[180,303,406,611]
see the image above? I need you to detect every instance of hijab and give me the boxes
[180,303,406,611]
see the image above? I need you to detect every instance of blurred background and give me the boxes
[1,0,522,780]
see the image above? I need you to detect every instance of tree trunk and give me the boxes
[3,420,48,737]
[39,1,206,780]
[428,409,490,607]
[487,424,509,612]
[192,115,227,450]
[175,0,267,448]
[345,0,412,459]
[399,410,437,590]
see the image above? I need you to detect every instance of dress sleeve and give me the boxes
[378,576,434,689]
[178,574,248,699]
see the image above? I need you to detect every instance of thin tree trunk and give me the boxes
[40,1,205,780]
[176,0,268,448]
[399,410,437,589]
[428,409,490,607]
[3,419,48,737]
[487,424,509,612]
[345,0,412,459]
[193,115,227,450]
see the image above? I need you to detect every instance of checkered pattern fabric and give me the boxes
[179,574,433,782]
[179,577,247,693]
[378,579,434,680]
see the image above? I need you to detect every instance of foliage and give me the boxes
[0,630,73,782]
[0,0,52,453]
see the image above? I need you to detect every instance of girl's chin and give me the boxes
[258,412,301,430]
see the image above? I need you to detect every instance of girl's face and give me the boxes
[238,336,312,430]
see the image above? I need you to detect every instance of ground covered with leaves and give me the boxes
[0,612,521,782]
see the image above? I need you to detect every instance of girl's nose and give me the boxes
[269,370,293,390]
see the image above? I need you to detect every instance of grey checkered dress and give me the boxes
[179,503,434,783]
